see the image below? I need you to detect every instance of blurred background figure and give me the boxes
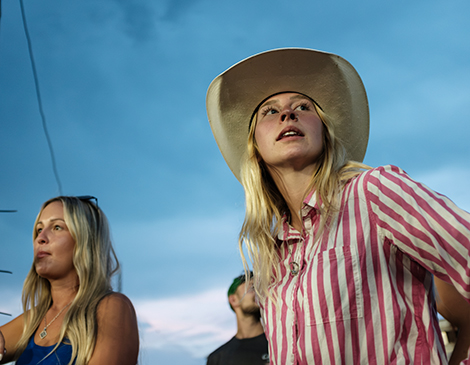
[207,272,269,365]
[439,317,457,360]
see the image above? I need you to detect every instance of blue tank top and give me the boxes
[16,336,76,365]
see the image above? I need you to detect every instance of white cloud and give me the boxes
[133,288,236,359]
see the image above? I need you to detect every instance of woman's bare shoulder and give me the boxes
[89,292,139,364]
[0,312,24,330]
[96,292,136,318]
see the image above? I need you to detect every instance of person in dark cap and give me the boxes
[207,272,269,365]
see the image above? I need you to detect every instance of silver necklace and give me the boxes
[39,301,72,339]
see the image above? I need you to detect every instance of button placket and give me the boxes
[289,208,313,277]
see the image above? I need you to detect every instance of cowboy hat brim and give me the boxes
[206,48,369,182]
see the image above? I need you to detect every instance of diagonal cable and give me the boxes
[19,0,63,194]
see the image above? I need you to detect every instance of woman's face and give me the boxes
[254,93,324,172]
[34,201,77,282]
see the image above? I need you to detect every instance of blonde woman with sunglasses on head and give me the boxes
[207,48,470,364]
[0,196,139,365]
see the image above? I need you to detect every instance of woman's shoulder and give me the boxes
[350,164,408,184]
[90,293,139,364]
[0,312,25,337]
[97,291,135,308]
[96,292,137,320]
[343,165,411,198]
[364,164,404,176]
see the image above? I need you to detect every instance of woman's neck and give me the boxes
[267,164,317,232]
[49,278,79,308]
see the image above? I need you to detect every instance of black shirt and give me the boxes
[207,333,269,365]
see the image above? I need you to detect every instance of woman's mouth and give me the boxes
[36,251,50,259]
[277,127,304,141]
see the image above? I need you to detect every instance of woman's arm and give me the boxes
[435,277,470,365]
[0,314,24,364]
[88,292,139,365]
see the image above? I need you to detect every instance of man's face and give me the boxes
[236,281,260,316]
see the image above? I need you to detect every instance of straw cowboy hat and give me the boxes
[206,47,369,182]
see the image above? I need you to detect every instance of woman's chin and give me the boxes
[35,265,49,279]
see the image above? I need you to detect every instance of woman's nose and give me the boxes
[36,231,48,244]
[280,109,297,122]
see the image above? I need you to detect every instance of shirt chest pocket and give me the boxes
[302,245,364,325]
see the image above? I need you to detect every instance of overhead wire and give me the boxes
[19,0,63,194]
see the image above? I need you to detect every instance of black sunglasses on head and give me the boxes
[76,195,98,207]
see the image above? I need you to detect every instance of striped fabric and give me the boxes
[260,165,470,364]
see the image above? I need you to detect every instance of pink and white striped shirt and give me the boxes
[260,165,470,364]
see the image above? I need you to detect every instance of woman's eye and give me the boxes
[37,228,43,233]
[261,107,277,116]
[54,225,63,231]
[296,103,310,111]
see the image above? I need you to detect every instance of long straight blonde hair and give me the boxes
[14,196,119,365]
[239,102,370,299]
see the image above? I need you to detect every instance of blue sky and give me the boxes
[0,0,469,363]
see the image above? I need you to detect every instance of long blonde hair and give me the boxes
[15,196,120,365]
[239,103,370,299]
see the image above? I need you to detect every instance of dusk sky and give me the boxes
[1,0,469,363]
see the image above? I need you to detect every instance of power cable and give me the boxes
[19,0,63,194]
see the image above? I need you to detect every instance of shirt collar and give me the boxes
[277,190,321,242]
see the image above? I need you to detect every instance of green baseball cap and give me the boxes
[228,271,253,296]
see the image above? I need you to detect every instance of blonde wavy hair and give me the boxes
[14,196,120,365]
[239,101,370,299]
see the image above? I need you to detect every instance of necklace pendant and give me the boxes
[289,261,300,276]
[39,329,47,339]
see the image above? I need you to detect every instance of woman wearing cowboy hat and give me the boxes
[206,48,470,364]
